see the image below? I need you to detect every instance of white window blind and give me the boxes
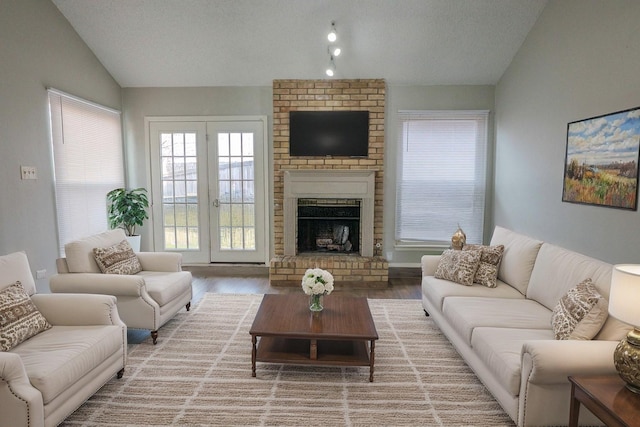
[395,110,489,246]
[48,89,124,255]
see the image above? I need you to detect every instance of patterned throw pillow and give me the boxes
[551,279,608,340]
[0,281,52,351]
[463,244,505,288]
[434,249,482,286]
[93,240,142,275]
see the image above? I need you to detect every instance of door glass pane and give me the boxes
[244,228,256,249]
[216,132,256,251]
[220,227,231,250]
[161,132,199,250]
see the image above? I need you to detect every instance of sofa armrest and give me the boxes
[521,339,618,385]
[136,252,183,272]
[50,273,145,296]
[0,352,44,427]
[31,294,125,327]
[421,255,441,277]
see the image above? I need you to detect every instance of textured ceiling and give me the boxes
[52,0,547,87]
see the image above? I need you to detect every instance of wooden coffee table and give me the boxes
[249,294,379,381]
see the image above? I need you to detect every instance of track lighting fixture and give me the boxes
[327,21,337,42]
[326,56,336,77]
[325,21,341,77]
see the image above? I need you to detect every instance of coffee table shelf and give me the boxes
[256,337,371,366]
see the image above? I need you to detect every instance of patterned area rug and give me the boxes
[62,294,514,426]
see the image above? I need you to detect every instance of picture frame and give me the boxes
[562,106,640,210]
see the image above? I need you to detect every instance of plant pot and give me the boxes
[126,235,141,252]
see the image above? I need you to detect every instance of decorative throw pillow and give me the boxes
[551,279,608,340]
[0,281,52,351]
[93,240,142,275]
[463,244,505,288]
[434,249,482,286]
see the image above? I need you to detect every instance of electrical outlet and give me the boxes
[20,166,37,180]
[36,269,46,279]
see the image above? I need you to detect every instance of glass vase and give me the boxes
[309,294,324,312]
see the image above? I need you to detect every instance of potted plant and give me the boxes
[106,187,149,251]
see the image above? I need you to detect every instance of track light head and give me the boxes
[327,21,337,42]
[329,45,341,57]
[326,56,336,77]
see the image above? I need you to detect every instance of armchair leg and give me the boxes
[117,368,124,379]
[424,309,430,317]
[151,330,158,345]
[186,301,191,311]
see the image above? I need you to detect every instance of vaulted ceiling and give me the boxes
[52,0,547,87]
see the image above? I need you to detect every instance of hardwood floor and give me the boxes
[128,266,422,344]
[189,267,422,306]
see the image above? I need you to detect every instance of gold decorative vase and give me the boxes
[451,226,466,250]
[614,327,640,393]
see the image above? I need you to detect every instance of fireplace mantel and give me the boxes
[283,170,375,257]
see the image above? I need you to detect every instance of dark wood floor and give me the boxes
[190,268,422,306]
[128,267,422,344]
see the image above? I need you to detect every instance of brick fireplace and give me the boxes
[269,79,388,288]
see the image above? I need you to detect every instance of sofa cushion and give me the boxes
[551,279,608,340]
[434,249,482,286]
[422,276,525,312]
[463,244,504,288]
[471,327,554,396]
[65,229,127,273]
[0,251,37,295]
[526,243,612,311]
[489,226,543,295]
[0,282,52,351]
[442,297,552,345]
[93,240,142,275]
[11,325,123,404]
[138,271,192,306]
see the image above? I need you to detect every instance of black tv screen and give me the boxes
[289,110,369,157]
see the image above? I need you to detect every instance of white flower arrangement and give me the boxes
[301,268,334,296]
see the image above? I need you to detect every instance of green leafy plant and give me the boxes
[106,188,149,236]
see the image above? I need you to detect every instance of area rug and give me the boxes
[61,294,515,426]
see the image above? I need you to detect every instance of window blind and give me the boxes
[48,89,125,255]
[395,110,489,245]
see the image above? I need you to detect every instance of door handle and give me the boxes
[213,199,220,208]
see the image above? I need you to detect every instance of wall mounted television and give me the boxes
[289,110,369,157]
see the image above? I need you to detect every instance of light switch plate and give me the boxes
[20,166,37,180]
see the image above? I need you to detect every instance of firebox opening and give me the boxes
[297,198,361,255]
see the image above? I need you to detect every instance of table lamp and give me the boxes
[609,264,640,393]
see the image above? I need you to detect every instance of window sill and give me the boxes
[394,241,449,253]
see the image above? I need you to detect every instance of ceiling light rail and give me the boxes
[325,21,341,77]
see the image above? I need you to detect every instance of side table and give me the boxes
[568,375,639,427]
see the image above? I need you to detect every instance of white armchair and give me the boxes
[0,251,126,427]
[50,229,192,344]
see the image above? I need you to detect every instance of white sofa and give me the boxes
[421,226,631,427]
[0,251,127,427]
[50,229,192,344]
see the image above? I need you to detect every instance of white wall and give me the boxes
[495,0,640,263]
[384,85,495,265]
[0,0,121,291]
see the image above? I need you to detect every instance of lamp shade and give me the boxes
[609,264,640,327]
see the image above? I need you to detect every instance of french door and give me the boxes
[149,117,268,264]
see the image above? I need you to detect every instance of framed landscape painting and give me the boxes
[562,107,640,210]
